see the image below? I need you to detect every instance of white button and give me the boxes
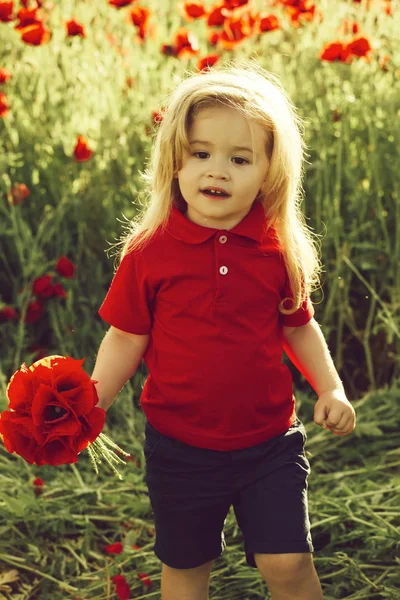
[219,235,227,244]
[219,266,228,275]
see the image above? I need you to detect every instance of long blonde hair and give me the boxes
[112,58,323,315]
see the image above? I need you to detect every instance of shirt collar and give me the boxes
[165,200,279,247]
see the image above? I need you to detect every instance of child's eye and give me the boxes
[193,152,249,165]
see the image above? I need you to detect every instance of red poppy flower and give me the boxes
[0,92,9,117]
[111,574,131,600]
[346,35,372,57]
[11,183,30,205]
[109,0,136,7]
[320,41,351,62]
[0,306,18,322]
[197,54,220,71]
[33,275,54,298]
[0,68,12,83]
[173,28,200,58]
[73,135,93,162]
[16,17,52,46]
[178,1,208,22]
[207,5,227,27]
[259,13,280,32]
[105,542,124,554]
[138,572,152,587]
[48,283,68,298]
[33,476,45,495]
[129,6,151,28]
[0,2,15,23]
[64,19,85,37]
[0,356,105,466]
[25,300,45,324]
[56,256,76,278]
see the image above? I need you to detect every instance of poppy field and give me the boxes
[0,0,400,598]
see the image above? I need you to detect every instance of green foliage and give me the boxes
[0,383,399,599]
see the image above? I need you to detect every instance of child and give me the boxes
[93,59,356,600]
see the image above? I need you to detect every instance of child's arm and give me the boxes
[283,318,356,435]
[91,326,150,411]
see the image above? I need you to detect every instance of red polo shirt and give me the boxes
[98,200,314,451]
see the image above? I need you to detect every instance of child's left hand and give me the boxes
[313,389,356,436]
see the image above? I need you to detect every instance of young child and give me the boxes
[93,59,356,600]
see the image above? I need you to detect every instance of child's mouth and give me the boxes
[201,191,230,200]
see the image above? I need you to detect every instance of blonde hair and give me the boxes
[113,58,323,315]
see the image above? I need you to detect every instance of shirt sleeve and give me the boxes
[98,250,153,334]
[280,271,315,327]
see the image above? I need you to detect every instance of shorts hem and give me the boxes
[246,541,314,568]
[154,548,223,570]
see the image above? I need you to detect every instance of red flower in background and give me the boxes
[14,6,52,46]
[32,275,67,300]
[346,35,372,57]
[173,28,200,58]
[33,275,55,298]
[224,0,250,8]
[207,30,220,46]
[48,283,68,298]
[108,0,137,8]
[219,14,254,49]
[0,256,75,328]
[0,355,105,466]
[20,0,45,7]
[111,574,131,600]
[0,2,14,23]
[56,256,76,278]
[64,18,86,38]
[207,5,226,27]
[152,110,164,125]
[0,92,9,118]
[0,306,18,322]
[340,19,361,35]
[25,300,45,323]
[73,136,93,162]
[11,183,30,205]
[138,572,152,587]
[129,6,151,29]
[0,68,12,83]
[178,1,208,22]
[105,542,124,554]
[33,476,44,495]
[320,35,372,62]
[259,13,280,33]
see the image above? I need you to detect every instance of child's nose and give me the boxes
[206,160,229,178]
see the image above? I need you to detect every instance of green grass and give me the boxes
[0,381,399,599]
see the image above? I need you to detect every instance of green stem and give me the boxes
[70,462,87,490]
[0,553,78,592]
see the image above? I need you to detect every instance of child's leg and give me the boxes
[254,552,323,600]
[161,559,214,600]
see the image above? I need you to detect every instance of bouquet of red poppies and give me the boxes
[0,355,130,478]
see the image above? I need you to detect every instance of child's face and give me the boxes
[176,105,270,230]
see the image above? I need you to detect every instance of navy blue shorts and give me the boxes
[143,416,314,570]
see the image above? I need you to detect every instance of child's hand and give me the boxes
[313,390,356,436]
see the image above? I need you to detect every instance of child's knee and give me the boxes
[254,552,314,584]
[161,559,214,600]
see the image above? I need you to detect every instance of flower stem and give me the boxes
[70,463,87,490]
[0,553,79,593]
